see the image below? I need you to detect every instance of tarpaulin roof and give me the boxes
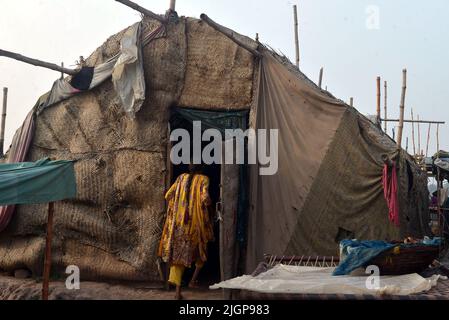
[0,158,76,206]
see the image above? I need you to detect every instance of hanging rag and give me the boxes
[382,161,400,227]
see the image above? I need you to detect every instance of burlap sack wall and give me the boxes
[0,17,254,281]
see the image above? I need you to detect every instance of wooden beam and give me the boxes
[0,88,7,156]
[293,5,300,68]
[42,202,55,300]
[115,0,166,23]
[200,14,261,58]
[397,69,407,148]
[0,49,77,75]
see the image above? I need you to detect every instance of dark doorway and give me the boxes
[169,120,222,286]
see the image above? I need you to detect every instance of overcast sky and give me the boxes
[0,0,448,155]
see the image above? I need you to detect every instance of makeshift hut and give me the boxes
[0,13,430,282]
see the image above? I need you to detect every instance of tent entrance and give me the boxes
[168,107,248,287]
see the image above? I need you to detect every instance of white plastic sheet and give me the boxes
[210,264,444,296]
[112,22,145,118]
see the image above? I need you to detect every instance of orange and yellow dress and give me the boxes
[158,173,214,286]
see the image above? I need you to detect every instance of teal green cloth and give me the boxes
[0,158,76,205]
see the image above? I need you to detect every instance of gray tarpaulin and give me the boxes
[245,52,429,273]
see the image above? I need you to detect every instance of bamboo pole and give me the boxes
[318,67,323,88]
[0,87,7,156]
[60,62,64,80]
[381,118,445,125]
[411,109,416,155]
[115,0,166,23]
[437,124,440,158]
[293,5,300,68]
[376,76,381,125]
[200,14,261,58]
[397,69,407,148]
[42,202,55,300]
[0,49,77,75]
[426,123,431,157]
[417,114,421,156]
[169,0,176,11]
[384,81,388,132]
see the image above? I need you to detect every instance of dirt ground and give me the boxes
[0,273,224,300]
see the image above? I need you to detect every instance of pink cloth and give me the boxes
[382,162,400,227]
[0,110,35,232]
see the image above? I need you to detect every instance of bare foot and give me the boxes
[188,280,200,289]
[175,292,184,300]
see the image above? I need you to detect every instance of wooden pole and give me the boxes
[426,123,431,157]
[349,97,354,107]
[169,0,176,11]
[397,69,407,148]
[437,124,440,158]
[293,5,300,68]
[384,81,388,132]
[376,76,381,125]
[382,118,444,125]
[0,88,7,156]
[406,137,409,153]
[60,62,64,80]
[200,14,261,58]
[318,67,323,88]
[417,114,421,156]
[0,49,77,75]
[115,0,166,23]
[42,202,55,301]
[411,109,416,155]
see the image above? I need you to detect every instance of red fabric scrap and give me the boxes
[382,161,400,227]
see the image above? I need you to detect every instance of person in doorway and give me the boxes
[158,164,214,300]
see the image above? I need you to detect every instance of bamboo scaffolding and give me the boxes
[0,49,77,75]
[0,88,7,156]
[115,0,166,23]
[200,14,261,58]
[293,5,300,68]
[397,69,407,148]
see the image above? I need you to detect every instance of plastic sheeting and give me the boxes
[36,22,164,116]
[112,22,146,118]
[210,264,443,296]
[0,158,76,206]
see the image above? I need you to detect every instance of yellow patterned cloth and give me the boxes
[158,173,213,267]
